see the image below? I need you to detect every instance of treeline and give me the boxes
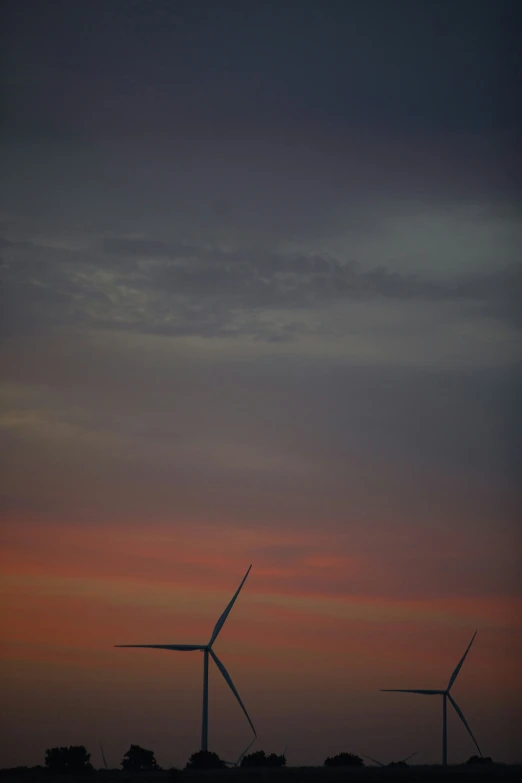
[7,745,289,774]
[40,747,369,772]
[3,747,495,776]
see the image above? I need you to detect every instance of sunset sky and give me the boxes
[1,0,521,770]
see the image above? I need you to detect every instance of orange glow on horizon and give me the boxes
[2,514,521,769]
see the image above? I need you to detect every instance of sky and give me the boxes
[1,0,521,770]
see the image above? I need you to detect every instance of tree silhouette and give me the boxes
[45,746,93,774]
[185,750,224,770]
[121,744,159,771]
[241,750,267,768]
[241,750,286,767]
[467,755,493,765]
[267,752,286,767]
[324,752,364,767]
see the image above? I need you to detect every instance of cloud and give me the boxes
[1,328,520,546]
[2,228,521,348]
[102,236,196,259]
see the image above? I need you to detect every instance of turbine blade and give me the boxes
[208,566,252,646]
[114,644,204,651]
[401,752,418,763]
[237,736,257,765]
[209,649,256,737]
[362,755,385,767]
[381,689,442,694]
[448,694,482,757]
[99,743,108,770]
[447,631,477,691]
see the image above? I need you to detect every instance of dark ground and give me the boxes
[2,767,522,783]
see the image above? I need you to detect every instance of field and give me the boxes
[2,766,521,783]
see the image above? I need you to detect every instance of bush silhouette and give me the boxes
[266,752,286,767]
[185,750,224,770]
[324,752,364,767]
[467,755,493,765]
[45,746,93,774]
[121,744,159,771]
[241,750,286,767]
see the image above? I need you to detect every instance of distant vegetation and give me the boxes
[241,750,286,767]
[45,746,93,774]
[324,752,364,767]
[1,744,510,780]
[185,750,224,770]
[121,744,159,772]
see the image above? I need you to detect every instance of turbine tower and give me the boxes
[115,565,255,752]
[381,631,481,765]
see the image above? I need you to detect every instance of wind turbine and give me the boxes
[362,752,417,767]
[381,631,481,765]
[115,565,256,752]
[223,736,257,767]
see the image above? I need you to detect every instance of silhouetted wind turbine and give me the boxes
[115,565,255,752]
[381,631,481,765]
